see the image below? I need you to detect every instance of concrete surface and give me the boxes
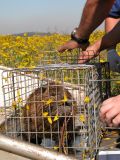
[98,151,120,160]
[0,150,31,160]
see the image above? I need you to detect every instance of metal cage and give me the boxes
[1,50,120,160]
[38,50,111,100]
[2,64,103,160]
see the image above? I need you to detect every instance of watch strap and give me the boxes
[71,34,89,44]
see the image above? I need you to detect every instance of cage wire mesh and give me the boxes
[1,50,120,160]
[38,50,111,100]
[38,49,100,65]
[2,64,104,160]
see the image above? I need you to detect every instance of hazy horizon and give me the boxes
[0,0,86,35]
[0,0,105,35]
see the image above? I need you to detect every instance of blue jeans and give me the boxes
[107,49,120,73]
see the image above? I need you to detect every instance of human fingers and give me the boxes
[104,107,120,125]
[58,44,69,53]
[99,103,113,123]
[58,40,80,53]
[99,97,114,118]
[99,97,115,122]
[106,96,120,126]
[78,50,97,64]
[107,113,120,127]
[102,97,113,106]
[112,113,120,127]
[100,95,120,125]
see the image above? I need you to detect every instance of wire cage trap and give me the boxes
[1,50,119,160]
[2,64,103,160]
[38,50,111,100]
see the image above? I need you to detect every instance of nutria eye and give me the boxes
[65,101,72,106]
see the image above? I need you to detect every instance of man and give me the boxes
[58,0,120,127]
[105,0,120,72]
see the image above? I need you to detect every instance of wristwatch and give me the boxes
[71,28,89,44]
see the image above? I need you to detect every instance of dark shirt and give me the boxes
[108,0,120,18]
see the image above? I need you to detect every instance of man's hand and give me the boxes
[58,40,89,53]
[78,41,100,64]
[100,95,120,127]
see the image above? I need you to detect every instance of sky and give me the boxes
[0,0,88,34]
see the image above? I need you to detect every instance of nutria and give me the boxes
[22,81,77,153]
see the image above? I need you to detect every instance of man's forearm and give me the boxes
[99,22,120,51]
[77,0,115,39]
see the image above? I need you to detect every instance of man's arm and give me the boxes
[77,21,120,63]
[77,0,115,39]
[100,21,120,50]
[58,0,115,52]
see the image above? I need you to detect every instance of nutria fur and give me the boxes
[22,81,77,151]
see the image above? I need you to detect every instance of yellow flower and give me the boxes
[46,99,53,105]
[116,81,120,84]
[103,138,111,140]
[79,114,86,123]
[94,104,97,109]
[53,146,59,150]
[17,90,21,97]
[12,100,17,108]
[43,112,49,117]
[100,59,105,63]
[17,97,23,103]
[84,96,90,103]
[16,36,21,40]
[26,105,30,110]
[62,92,68,102]
[39,73,45,80]
[53,115,59,122]
[3,77,8,82]
[47,116,52,124]
[64,76,69,81]
[24,33,28,37]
